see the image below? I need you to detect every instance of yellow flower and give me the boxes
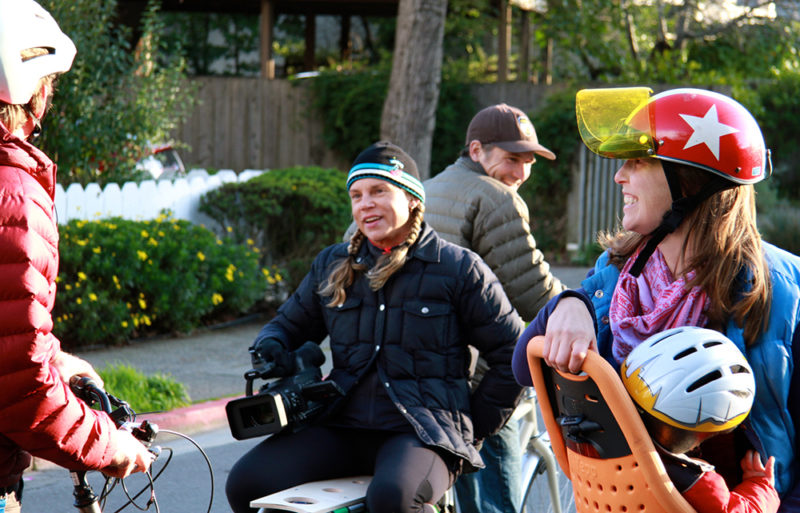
[137,250,148,261]
[148,237,158,246]
[76,239,88,246]
[246,238,255,246]
[212,293,224,305]
[226,226,233,233]
[266,276,276,285]
[65,284,72,291]
[77,272,87,281]
[89,293,98,301]
[112,275,121,290]
[197,251,205,261]
[274,273,283,282]
[138,298,147,309]
[141,230,149,238]
[158,231,165,237]
[76,297,82,305]
[92,247,101,254]
[121,321,129,328]
[225,264,236,282]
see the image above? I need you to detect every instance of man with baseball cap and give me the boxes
[424,103,565,513]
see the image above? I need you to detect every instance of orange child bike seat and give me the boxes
[526,336,697,513]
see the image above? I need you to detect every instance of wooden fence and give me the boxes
[175,77,348,172]
[565,146,624,251]
[54,169,265,231]
[174,78,566,173]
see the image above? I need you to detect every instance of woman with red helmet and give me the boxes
[0,1,153,510]
[512,87,800,510]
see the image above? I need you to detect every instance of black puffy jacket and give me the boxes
[254,223,524,469]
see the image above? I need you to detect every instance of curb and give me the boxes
[143,395,236,436]
[30,396,240,472]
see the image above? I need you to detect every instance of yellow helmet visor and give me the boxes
[576,87,656,159]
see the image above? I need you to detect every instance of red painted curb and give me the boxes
[141,395,240,435]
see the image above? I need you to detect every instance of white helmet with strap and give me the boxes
[0,0,76,105]
[621,326,755,433]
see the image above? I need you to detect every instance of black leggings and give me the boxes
[225,425,456,513]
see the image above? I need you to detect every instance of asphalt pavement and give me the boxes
[29,265,589,472]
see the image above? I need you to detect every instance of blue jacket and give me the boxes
[512,242,799,498]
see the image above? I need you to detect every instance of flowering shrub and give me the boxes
[54,214,283,349]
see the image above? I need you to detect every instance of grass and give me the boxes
[98,363,191,414]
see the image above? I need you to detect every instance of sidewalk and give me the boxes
[32,265,589,470]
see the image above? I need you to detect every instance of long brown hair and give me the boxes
[600,164,771,344]
[319,202,425,307]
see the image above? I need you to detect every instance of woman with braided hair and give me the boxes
[226,141,524,513]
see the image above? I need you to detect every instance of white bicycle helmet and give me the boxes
[621,326,755,434]
[0,0,76,105]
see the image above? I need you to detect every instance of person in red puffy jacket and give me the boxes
[0,1,152,510]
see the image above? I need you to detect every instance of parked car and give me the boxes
[136,143,186,180]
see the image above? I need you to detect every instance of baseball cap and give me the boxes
[466,103,556,160]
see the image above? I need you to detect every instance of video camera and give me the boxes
[225,341,344,440]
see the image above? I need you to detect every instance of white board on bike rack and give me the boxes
[250,476,372,513]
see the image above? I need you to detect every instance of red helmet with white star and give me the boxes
[576,87,769,185]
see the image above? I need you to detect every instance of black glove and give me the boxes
[252,338,293,377]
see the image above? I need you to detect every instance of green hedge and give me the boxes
[199,166,353,291]
[54,214,274,349]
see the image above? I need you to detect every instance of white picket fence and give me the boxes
[54,168,266,230]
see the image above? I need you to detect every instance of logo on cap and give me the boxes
[389,157,404,176]
[517,115,535,139]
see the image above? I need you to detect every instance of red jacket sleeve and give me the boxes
[683,471,780,513]
[0,167,118,475]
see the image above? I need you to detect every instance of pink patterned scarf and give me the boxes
[609,245,710,364]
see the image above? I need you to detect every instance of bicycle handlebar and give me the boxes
[68,375,161,512]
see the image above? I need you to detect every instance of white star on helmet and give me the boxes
[679,104,739,161]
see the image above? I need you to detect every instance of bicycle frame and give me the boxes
[515,388,565,513]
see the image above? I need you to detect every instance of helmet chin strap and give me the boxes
[23,105,43,139]
[627,161,735,278]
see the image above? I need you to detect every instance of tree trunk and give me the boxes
[380,0,448,179]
